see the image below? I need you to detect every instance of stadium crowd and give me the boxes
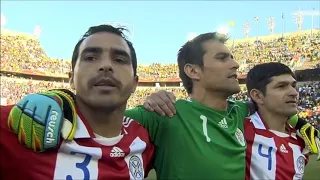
[1,76,319,129]
[234,31,320,73]
[314,63,320,69]
[0,29,319,129]
[2,30,319,78]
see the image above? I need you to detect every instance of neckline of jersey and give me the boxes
[185,99,231,114]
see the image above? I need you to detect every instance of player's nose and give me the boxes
[288,86,299,98]
[98,56,113,73]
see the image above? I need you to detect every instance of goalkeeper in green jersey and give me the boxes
[7,32,319,179]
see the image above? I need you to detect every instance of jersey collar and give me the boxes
[250,112,295,135]
[73,107,127,139]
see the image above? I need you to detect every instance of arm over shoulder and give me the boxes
[125,106,165,142]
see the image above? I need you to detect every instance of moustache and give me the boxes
[89,73,121,88]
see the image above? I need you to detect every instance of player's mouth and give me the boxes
[285,100,297,105]
[228,74,238,81]
[94,78,117,91]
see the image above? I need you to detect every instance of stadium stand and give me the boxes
[0,28,319,129]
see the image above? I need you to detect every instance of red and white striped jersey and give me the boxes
[244,112,308,180]
[0,105,154,180]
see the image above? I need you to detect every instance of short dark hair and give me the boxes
[246,62,296,97]
[177,32,228,94]
[71,24,137,76]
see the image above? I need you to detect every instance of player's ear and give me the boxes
[69,71,75,90]
[184,64,200,80]
[249,89,264,105]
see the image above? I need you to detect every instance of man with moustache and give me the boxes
[0,25,154,180]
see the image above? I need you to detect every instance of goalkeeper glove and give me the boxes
[290,115,320,160]
[8,89,77,152]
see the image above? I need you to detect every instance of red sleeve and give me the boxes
[0,105,15,140]
[0,105,61,180]
[123,117,155,177]
[129,119,155,177]
[0,105,41,179]
[244,117,255,180]
[143,136,155,177]
[0,105,20,177]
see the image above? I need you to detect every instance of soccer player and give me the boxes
[0,25,154,179]
[6,32,319,179]
[244,62,308,179]
[143,63,313,179]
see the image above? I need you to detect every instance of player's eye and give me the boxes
[217,55,227,60]
[114,56,128,64]
[84,56,97,61]
[277,84,286,88]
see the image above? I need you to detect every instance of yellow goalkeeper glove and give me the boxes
[8,89,77,152]
[289,115,320,160]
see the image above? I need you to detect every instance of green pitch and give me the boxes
[146,156,318,180]
[146,170,156,180]
[304,155,319,180]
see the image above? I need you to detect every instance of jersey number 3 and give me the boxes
[66,152,92,180]
[54,142,102,180]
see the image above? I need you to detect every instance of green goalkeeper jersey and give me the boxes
[125,99,249,180]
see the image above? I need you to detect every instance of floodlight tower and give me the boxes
[1,14,7,27]
[267,17,276,34]
[293,10,304,31]
[105,21,135,41]
[293,8,320,36]
[33,25,42,38]
[254,16,259,40]
[281,13,285,38]
[242,22,251,38]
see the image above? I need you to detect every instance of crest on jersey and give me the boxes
[235,128,246,146]
[296,156,305,174]
[129,155,143,180]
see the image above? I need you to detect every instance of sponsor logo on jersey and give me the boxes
[110,147,125,157]
[129,155,143,180]
[46,110,59,144]
[218,118,228,129]
[296,156,305,174]
[235,128,246,146]
[280,144,288,153]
